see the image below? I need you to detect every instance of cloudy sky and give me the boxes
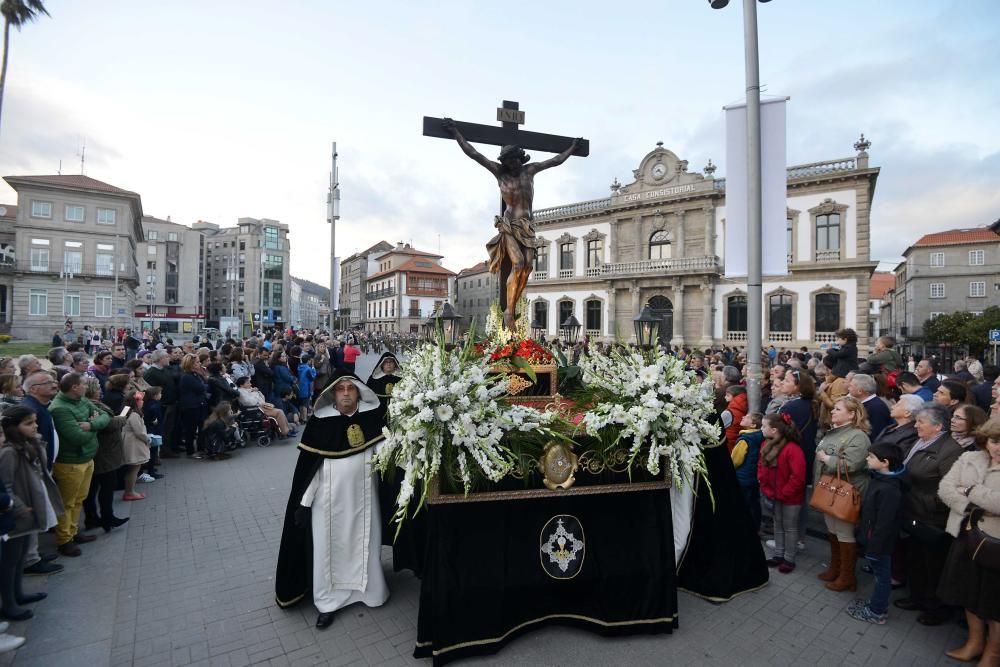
[1,0,997,285]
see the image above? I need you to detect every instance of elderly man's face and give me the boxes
[847,379,864,399]
[916,360,933,379]
[333,380,360,414]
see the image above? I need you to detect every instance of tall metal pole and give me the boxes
[328,142,340,331]
[743,0,764,414]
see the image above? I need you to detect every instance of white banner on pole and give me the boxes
[723,97,789,278]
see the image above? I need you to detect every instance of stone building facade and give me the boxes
[3,175,144,341]
[454,261,496,334]
[525,140,879,349]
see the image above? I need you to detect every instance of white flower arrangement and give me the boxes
[578,345,717,489]
[373,340,558,525]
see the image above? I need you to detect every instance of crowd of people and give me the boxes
[1,319,998,660]
[716,330,1000,665]
[0,323,386,652]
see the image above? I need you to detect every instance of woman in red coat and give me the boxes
[758,412,806,573]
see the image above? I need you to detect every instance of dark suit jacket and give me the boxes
[903,433,962,528]
[862,396,892,445]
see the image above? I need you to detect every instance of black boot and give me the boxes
[0,537,32,621]
[102,516,130,533]
[13,547,46,605]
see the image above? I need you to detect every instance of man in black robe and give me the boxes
[274,371,389,628]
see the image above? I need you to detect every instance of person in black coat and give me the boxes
[872,394,921,457]
[205,363,239,410]
[822,328,859,379]
[252,349,274,403]
[971,365,999,412]
[178,355,209,456]
[849,373,893,442]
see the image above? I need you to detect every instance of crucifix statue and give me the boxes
[424,101,589,331]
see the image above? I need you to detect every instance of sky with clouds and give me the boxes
[1,0,997,285]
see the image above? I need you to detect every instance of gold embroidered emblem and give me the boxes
[346,424,364,447]
[385,383,394,396]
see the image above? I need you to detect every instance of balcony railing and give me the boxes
[2,258,139,282]
[534,197,612,221]
[367,288,396,299]
[530,255,721,281]
[601,255,720,276]
[585,329,601,338]
[815,249,841,262]
[726,331,747,342]
[815,332,838,344]
[768,332,793,343]
[407,309,422,318]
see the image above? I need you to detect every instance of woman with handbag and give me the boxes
[813,396,871,592]
[936,417,1000,663]
[895,403,963,626]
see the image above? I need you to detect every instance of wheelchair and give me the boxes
[236,407,278,447]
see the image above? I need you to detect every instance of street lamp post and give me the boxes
[710,0,770,413]
[632,303,661,348]
[560,314,582,345]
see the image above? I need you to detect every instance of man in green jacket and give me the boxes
[49,372,111,556]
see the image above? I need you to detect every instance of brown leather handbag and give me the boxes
[809,459,861,524]
[964,508,1000,571]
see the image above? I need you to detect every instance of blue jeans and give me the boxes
[866,554,892,615]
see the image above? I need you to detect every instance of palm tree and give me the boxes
[0,0,49,134]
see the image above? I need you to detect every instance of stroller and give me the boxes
[236,407,278,447]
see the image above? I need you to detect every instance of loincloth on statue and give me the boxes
[486,215,537,275]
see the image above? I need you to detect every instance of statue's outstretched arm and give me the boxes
[528,138,581,174]
[443,118,499,177]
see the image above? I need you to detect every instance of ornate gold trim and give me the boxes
[539,514,586,580]
[419,612,677,657]
[297,435,384,458]
[678,581,769,603]
[274,593,305,608]
[427,479,669,505]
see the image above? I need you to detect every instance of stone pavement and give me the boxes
[0,356,975,666]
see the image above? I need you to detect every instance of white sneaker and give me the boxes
[137,473,155,483]
[0,633,25,653]
[765,539,807,552]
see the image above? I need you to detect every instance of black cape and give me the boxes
[274,397,386,609]
[365,354,428,577]
[676,439,769,602]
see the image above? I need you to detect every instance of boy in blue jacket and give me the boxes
[732,412,764,533]
[848,442,905,625]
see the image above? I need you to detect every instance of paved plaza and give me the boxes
[0,355,973,667]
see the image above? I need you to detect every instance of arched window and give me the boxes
[727,295,747,332]
[534,244,548,272]
[769,294,792,332]
[815,293,840,332]
[649,230,672,260]
[585,299,602,332]
[558,300,574,327]
[533,300,548,329]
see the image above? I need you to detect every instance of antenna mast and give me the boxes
[327,142,341,329]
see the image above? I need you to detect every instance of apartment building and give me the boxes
[3,174,144,340]
[454,261,496,334]
[338,240,392,329]
[365,243,455,333]
[136,215,205,335]
[196,217,291,335]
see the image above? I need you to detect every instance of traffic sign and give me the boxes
[990,329,1000,343]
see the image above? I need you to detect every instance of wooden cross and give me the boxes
[423,101,589,317]
[423,100,589,158]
